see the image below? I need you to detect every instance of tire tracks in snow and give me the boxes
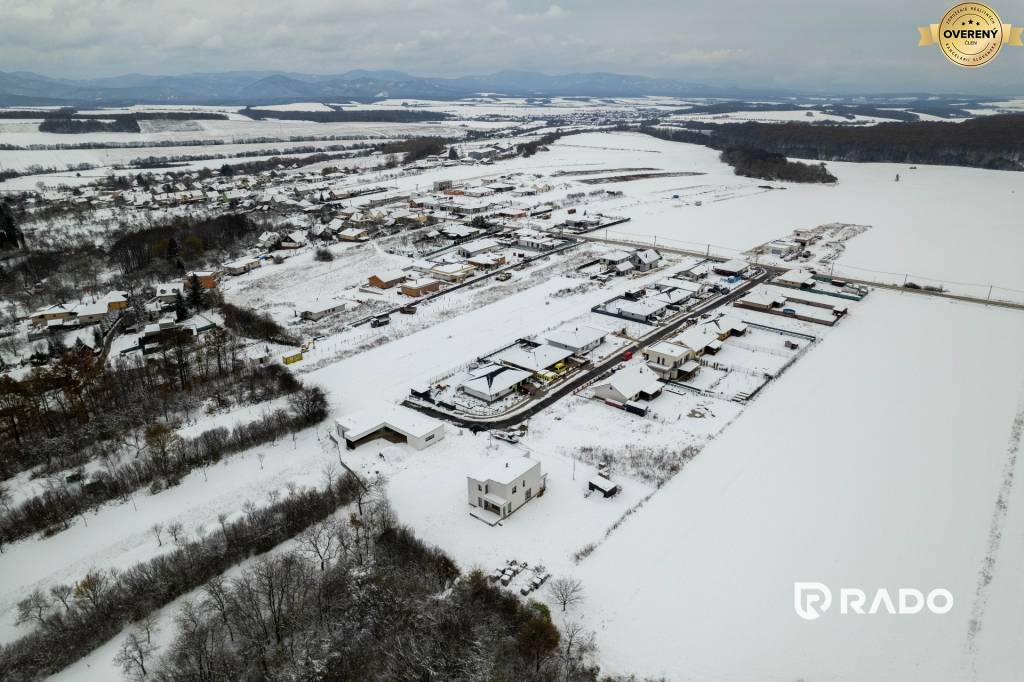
[965,378,1024,676]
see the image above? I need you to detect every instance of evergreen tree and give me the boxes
[0,200,25,250]
[173,290,188,322]
[186,274,206,310]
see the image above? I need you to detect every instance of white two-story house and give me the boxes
[467,456,545,525]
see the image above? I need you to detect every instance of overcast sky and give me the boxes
[1,0,1022,94]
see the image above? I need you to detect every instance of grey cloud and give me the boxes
[0,0,1020,94]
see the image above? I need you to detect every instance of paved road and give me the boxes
[405,268,770,429]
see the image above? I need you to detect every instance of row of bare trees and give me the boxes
[0,475,363,680]
[0,385,327,547]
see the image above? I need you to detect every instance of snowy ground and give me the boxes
[571,289,1024,682]
[525,132,1024,302]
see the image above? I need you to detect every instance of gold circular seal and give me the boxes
[938,3,1004,66]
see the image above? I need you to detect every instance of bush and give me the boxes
[314,247,334,262]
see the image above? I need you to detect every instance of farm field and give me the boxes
[571,290,1024,682]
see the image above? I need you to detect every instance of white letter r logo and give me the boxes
[795,582,832,620]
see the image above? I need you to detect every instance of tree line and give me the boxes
[0,474,364,680]
[0,335,297,478]
[719,146,837,183]
[243,108,451,123]
[638,114,1024,171]
[0,384,327,547]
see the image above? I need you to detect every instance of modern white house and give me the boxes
[468,456,546,524]
[335,404,445,450]
[643,340,700,380]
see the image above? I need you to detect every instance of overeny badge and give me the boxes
[918,3,1022,67]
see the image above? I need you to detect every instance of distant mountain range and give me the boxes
[0,69,777,106]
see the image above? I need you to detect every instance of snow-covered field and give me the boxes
[527,132,1024,301]
[572,290,1024,682]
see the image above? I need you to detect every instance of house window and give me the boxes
[512,485,517,493]
[477,484,482,491]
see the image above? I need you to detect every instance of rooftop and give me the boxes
[336,403,442,441]
[470,456,539,486]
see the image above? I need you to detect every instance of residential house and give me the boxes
[643,341,700,380]
[430,262,476,283]
[468,456,546,524]
[368,270,408,289]
[401,278,442,298]
[591,364,663,403]
[335,404,445,450]
[184,271,218,290]
[713,259,750,276]
[224,257,261,275]
[460,364,532,402]
[338,226,369,241]
[29,303,77,328]
[631,249,662,272]
[545,325,607,354]
[457,238,501,258]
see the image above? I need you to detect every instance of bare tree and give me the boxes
[115,630,155,680]
[298,518,341,571]
[49,584,74,612]
[15,589,51,626]
[549,576,584,612]
[152,522,164,547]
[558,620,596,681]
[167,521,184,545]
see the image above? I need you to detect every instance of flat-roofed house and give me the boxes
[335,404,445,450]
[468,456,546,524]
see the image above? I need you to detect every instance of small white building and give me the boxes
[335,404,445,450]
[468,456,546,524]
